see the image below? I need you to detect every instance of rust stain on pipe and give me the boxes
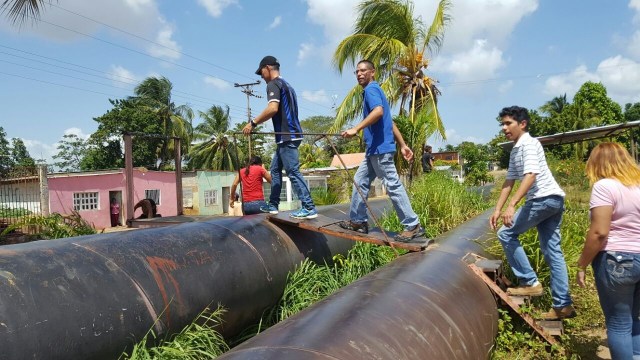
[146,256,183,328]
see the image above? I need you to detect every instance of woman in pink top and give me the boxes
[577,142,640,360]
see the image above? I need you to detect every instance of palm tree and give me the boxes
[189,105,240,171]
[332,0,451,174]
[1,0,51,25]
[132,76,193,168]
[563,99,601,159]
[539,94,568,117]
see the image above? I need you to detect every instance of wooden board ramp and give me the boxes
[463,253,564,349]
[268,212,432,252]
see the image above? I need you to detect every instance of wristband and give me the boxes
[250,120,257,128]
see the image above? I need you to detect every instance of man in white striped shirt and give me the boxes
[489,106,575,321]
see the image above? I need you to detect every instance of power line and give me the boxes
[49,3,255,82]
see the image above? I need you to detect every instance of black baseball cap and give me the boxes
[255,55,279,75]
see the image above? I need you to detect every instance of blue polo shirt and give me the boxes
[362,81,395,155]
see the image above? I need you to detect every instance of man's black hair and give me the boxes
[499,105,530,131]
[357,59,375,70]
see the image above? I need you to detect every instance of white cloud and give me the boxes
[631,0,640,22]
[197,0,238,18]
[63,127,90,139]
[543,56,640,104]
[22,139,57,163]
[301,89,330,105]
[108,65,138,87]
[628,31,640,59]
[204,76,231,90]
[305,0,358,43]
[147,23,181,61]
[433,39,506,84]
[423,0,538,54]
[440,128,484,146]
[0,0,181,60]
[268,16,282,30]
[297,43,316,66]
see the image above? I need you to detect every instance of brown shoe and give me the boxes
[506,281,544,296]
[540,305,576,320]
[338,220,369,234]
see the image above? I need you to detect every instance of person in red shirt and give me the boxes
[230,156,272,215]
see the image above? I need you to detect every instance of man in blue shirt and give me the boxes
[242,55,317,219]
[339,60,425,242]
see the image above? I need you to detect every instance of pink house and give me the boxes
[48,168,178,230]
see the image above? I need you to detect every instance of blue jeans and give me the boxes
[269,141,315,210]
[497,195,572,308]
[349,153,418,228]
[592,251,640,360]
[242,200,267,215]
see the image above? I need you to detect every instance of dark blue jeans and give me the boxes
[242,200,267,215]
[592,250,640,359]
[269,141,315,210]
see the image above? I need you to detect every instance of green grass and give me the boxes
[121,306,229,360]
[1,211,96,239]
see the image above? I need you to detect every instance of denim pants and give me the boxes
[269,141,315,210]
[592,251,640,359]
[242,200,267,215]
[349,153,419,229]
[497,195,572,308]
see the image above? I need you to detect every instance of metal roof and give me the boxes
[499,120,640,149]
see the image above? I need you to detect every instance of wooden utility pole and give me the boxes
[234,80,262,163]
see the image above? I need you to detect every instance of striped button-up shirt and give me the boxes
[506,132,565,200]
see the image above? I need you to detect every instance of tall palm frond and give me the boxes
[333,0,451,174]
[1,0,51,25]
[189,105,240,170]
[132,76,193,168]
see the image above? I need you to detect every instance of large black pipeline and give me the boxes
[218,208,499,360]
[0,202,389,360]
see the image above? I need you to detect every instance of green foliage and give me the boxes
[1,212,96,239]
[299,143,329,169]
[132,77,193,169]
[0,206,32,217]
[52,134,88,172]
[310,188,341,206]
[189,105,240,171]
[456,141,493,186]
[381,171,489,237]
[0,126,15,176]
[122,306,229,360]
[573,81,623,126]
[90,98,162,170]
[10,138,35,168]
[228,122,271,170]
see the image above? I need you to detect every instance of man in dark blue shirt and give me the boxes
[339,60,425,242]
[242,55,317,219]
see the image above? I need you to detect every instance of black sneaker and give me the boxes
[394,224,425,242]
[338,220,369,234]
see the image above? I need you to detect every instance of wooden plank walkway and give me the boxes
[268,212,432,252]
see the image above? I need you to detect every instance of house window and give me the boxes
[73,192,99,211]
[204,190,218,206]
[145,189,160,205]
[183,187,193,208]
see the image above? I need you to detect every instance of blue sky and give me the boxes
[1,0,640,163]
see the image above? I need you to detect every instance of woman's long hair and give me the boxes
[244,156,263,176]
[586,142,640,186]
